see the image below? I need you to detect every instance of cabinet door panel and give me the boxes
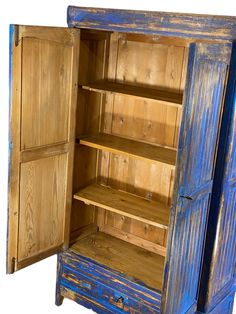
[18,155,67,261]
[7,25,80,273]
[162,43,231,314]
[21,37,72,149]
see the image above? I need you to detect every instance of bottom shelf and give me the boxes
[70,231,165,292]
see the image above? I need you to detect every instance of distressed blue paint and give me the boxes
[63,251,161,307]
[61,285,123,314]
[6,24,14,274]
[162,42,231,314]
[5,7,235,314]
[60,268,156,313]
[198,42,236,313]
[67,6,236,41]
[55,254,64,306]
[56,251,160,313]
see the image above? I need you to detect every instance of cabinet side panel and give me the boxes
[198,44,236,313]
[70,32,109,239]
[162,43,231,314]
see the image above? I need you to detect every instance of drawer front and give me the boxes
[60,285,124,314]
[60,264,159,314]
[60,261,160,313]
[60,251,161,310]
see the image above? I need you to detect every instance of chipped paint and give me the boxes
[67,6,236,41]
[56,251,161,313]
[162,42,231,314]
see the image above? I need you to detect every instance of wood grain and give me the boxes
[100,224,167,256]
[70,231,165,291]
[18,26,75,45]
[79,133,177,167]
[105,211,167,246]
[21,37,71,149]
[8,26,79,272]
[74,184,170,229]
[62,28,80,250]
[81,31,187,254]
[70,31,109,238]
[20,142,68,162]
[18,155,67,260]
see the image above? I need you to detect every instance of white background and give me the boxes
[0,1,235,313]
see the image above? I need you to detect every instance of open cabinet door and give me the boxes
[162,43,231,313]
[7,25,80,273]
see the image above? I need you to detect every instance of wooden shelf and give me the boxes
[78,133,176,167]
[74,184,170,229]
[70,231,165,291]
[81,81,183,107]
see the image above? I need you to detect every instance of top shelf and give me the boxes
[81,81,183,107]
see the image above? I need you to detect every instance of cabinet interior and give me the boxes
[69,30,188,292]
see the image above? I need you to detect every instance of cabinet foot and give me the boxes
[55,294,64,306]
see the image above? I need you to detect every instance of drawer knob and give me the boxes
[116,296,124,304]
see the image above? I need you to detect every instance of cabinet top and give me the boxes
[67,6,236,42]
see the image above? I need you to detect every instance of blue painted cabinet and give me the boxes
[7,6,236,314]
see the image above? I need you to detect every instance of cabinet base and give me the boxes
[56,250,162,313]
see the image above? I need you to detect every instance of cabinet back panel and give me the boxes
[96,34,188,249]
[78,33,109,85]
[109,96,182,148]
[115,38,186,92]
[104,153,175,205]
[104,212,167,246]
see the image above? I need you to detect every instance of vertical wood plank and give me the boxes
[63,28,80,249]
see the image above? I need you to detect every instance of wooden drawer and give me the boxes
[58,250,161,313]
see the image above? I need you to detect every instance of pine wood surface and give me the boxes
[82,80,183,106]
[8,25,80,272]
[79,133,177,167]
[70,231,165,291]
[74,184,170,229]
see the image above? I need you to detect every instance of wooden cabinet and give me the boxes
[7,6,236,314]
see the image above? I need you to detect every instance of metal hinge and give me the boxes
[14,26,19,47]
[180,195,193,200]
[11,257,16,274]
